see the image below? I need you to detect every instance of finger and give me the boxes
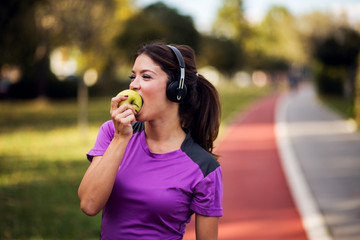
[115,102,137,116]
[119,113,136,126]
[114,109,135,126]
[111,103,136,119]
[113,108,134,122]
[110,95,128,112]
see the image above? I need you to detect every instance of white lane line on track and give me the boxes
[275,93,333,240]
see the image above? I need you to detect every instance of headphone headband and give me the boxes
[167,45,186,102]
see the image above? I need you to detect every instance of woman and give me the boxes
[78,42,223,239]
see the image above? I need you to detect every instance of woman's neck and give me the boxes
[144,115,186,154]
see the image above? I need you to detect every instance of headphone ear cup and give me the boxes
[166,81,179,102]
[166,81,187,103]
[179,84,187,101]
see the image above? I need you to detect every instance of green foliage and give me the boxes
[199,36,243,76]
[247,6,307,68]
[320,95,354,119]
[35,0,133,85]
[3,0,360,102]
[311,26,360,97]
[355,56,360,127]
[115,2,200,63]
[312,27,360,67]
[246,50,289,72]
[0,0,46,98]
[209,0,247,75]
[212,0,249,41]
[313,61,346,96]
[0,0,134,99]
[0,0,39,66]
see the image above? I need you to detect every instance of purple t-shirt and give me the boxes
[87,121,223,240]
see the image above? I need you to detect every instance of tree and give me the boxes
[115,2,200,63]
[250,6,307,66]
[212,0,249,42]
[313,27,360,67]
[198,35,242,76]
[355,54,360,128]
[0,0,47,98]
[1,0,134,98]
[311,26,360,97]
[208,0,248,75]
[36,0,134,78]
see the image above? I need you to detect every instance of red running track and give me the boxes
[183,95,308,240]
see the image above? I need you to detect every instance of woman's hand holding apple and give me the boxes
[110,94,137,139]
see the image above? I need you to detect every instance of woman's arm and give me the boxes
[78,95,136,216]
[195,214,219,240]
[77,136,129,216]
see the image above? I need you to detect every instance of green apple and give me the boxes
[116,89,143,112]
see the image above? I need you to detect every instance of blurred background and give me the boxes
[0,0,359,239]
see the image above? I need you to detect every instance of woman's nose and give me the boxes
[129,76,140,90]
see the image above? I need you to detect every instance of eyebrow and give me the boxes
[131,69,157,75]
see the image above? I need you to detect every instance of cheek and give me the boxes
[150,80,168,97]
[137,84,169,121]
[143,82,168,106]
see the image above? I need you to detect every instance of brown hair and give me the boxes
[136,42,221,158]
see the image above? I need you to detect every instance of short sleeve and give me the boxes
[190,166,223,217]
[86,120,115,161]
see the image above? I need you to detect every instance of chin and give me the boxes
[135,112,145,122]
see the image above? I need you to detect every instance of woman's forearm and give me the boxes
[78,136,129,216]
[195,214,219,240]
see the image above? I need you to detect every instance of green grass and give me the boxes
[0,84,273,239]
[319,95,354,119]
[219,84,273,123]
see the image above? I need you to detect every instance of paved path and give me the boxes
[282,83,360,240]
[184,94,308,240]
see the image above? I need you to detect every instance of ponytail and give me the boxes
[179,73,221,158]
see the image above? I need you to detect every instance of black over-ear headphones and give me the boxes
[166,45,187,102]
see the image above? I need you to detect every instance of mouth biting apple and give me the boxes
[116,89,143,113]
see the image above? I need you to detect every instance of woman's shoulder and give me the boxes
[181,134,220,177]
[98,120,115,139]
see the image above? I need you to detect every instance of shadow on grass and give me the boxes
[0,157,101,239]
